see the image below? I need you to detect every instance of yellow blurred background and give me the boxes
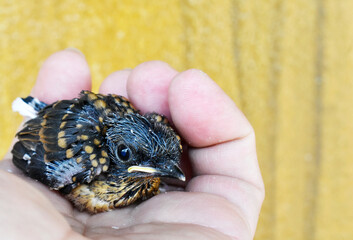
[1,1,352,239]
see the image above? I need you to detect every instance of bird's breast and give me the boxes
[66,176,161,213]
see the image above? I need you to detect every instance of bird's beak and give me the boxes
[128,164,185,181]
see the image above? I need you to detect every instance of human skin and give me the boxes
[0,49,264,240]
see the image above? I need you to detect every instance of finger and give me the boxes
[169,69,253,147]
[168,69,264,235]
[32,48,91,103]
[126,61,178,119]
[169,69,261,183]
[99,69,131,98]
[189,134,262,187]
[186,175,263,237]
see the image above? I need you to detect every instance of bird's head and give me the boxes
[105,113,185,181]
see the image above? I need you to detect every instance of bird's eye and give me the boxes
[116,144,131,161]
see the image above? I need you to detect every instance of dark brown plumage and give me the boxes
[12,91,184,213]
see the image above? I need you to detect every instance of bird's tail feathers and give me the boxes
[12,96,47,119]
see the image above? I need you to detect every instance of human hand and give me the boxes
[0,49,264,240]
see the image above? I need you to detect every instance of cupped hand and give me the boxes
[0,49,264,240]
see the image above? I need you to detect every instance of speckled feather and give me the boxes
[12,91,184,213]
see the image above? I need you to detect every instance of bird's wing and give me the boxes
[12,93,110,190]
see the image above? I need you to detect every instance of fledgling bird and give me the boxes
[11,91,185,213]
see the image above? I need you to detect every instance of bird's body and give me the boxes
[12,91,184,213]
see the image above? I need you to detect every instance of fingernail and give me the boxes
[65,47,85,58]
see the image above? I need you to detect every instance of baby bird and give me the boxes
[11,91,184,213]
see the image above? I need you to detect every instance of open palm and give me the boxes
[0,50,264,240]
